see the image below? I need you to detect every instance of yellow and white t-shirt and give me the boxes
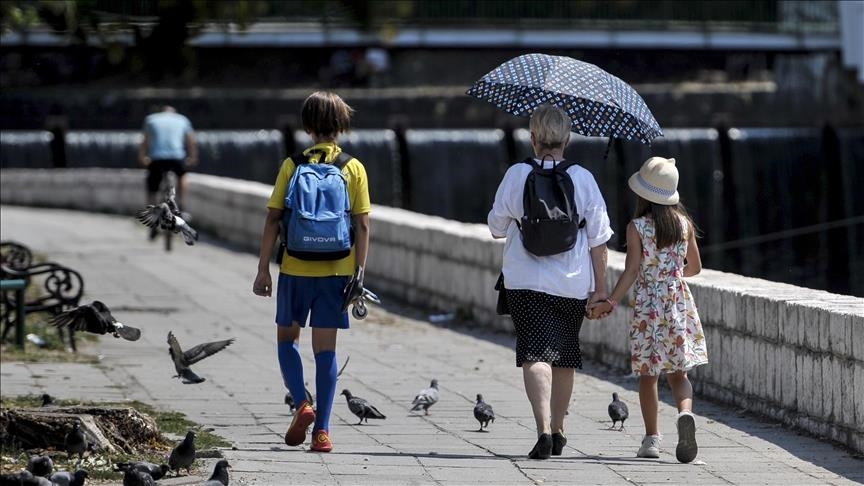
[267,142,371,277]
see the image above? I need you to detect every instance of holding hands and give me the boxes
[586,297,617,320]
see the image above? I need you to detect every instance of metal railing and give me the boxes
[3,0,840,34]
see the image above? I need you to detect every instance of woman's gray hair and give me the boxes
[529,104,571,150]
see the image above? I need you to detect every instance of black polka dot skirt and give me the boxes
[506,289,587,369]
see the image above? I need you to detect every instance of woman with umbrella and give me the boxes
[487,104,613,459]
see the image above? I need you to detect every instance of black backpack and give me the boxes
[517,156,586,256]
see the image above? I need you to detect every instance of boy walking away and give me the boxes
[589,157,708,463]
[252,91,371,453]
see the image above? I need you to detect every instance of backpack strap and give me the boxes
[522,157,579,171]
[293,150,353,168]
[291,151,310,165]
[333,151,353,169]
[554,159,579,172]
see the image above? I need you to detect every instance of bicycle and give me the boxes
[148,171,178,252]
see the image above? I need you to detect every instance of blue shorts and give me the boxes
[276,274,350,329]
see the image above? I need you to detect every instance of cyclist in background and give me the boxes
[139,105,198,208]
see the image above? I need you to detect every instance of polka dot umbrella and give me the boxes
[466,53,663,147]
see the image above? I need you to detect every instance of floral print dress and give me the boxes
[630,215,708,375]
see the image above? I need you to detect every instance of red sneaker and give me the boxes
[284,400,315,446]
[310,429,333,452]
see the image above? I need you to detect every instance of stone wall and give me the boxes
[1,168,861,452]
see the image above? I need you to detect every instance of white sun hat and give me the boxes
[628,156,680,205]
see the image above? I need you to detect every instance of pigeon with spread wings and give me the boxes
[136,185,198,245]
[49,301,141,341]
[167,331,234,384]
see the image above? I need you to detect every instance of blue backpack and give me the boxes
[282,150,353,261]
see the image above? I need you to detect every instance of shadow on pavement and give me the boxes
[375,293,864,483]
[199,236,863,482]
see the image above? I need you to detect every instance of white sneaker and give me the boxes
[637,434,661,458]
[676,411,698,463]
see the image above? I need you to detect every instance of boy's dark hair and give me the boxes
[301,91,354,138]
[634,197,697,249]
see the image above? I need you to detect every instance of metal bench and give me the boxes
[1,241,85,351]
[0,278,27,348]
[1,241,33,270]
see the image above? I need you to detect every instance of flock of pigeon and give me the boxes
[0,424,230,486]
[44,188,235,386]
[43,300,234,385]
[334,380,627,436]
[0,399,231,486]
[2,185,638,485]
[0,191,233,486]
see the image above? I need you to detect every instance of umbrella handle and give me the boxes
[603,137,613,161]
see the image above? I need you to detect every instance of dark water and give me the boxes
[0,131,54,168]
[403,129,509,223]
[294,130,402,207]
[61,129,285,185]
[1,127,862,297]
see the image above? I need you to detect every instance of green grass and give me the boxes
[0,395,231,479]
[0,345,99,364]
[1,278,99,364]
[129,401,231,450]
[0,308,99,362]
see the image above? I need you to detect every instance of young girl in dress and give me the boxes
[590,156,708,463]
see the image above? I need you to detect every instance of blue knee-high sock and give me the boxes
[314,351,338,432]
[277,341,307,406]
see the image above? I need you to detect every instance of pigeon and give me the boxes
[608,392,629,431]
[64,421,87,461]
[122,468,156,486]
[26,455,52,477]
[201,459,231,486]
[0,470,52,486]
[168,430,196,476]
[136,185,198,245]
[40,393,56,407]
[49,469,88,486]
[167,331,234,384]
[473,394,495,431]
[410,379,440,415]
[341,389,386,425]
[285,355,350,411]
[284,387,314,412]
[49,301,141,341]
[114,461,170,481]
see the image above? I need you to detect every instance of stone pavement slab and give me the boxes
[1,206,862,486]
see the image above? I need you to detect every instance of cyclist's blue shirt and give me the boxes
[143,112,193,160]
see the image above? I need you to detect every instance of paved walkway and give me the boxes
[1,206,861,486]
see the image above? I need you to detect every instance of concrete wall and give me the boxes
[1,168,862,453]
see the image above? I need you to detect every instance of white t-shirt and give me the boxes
[487,159,613,299]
